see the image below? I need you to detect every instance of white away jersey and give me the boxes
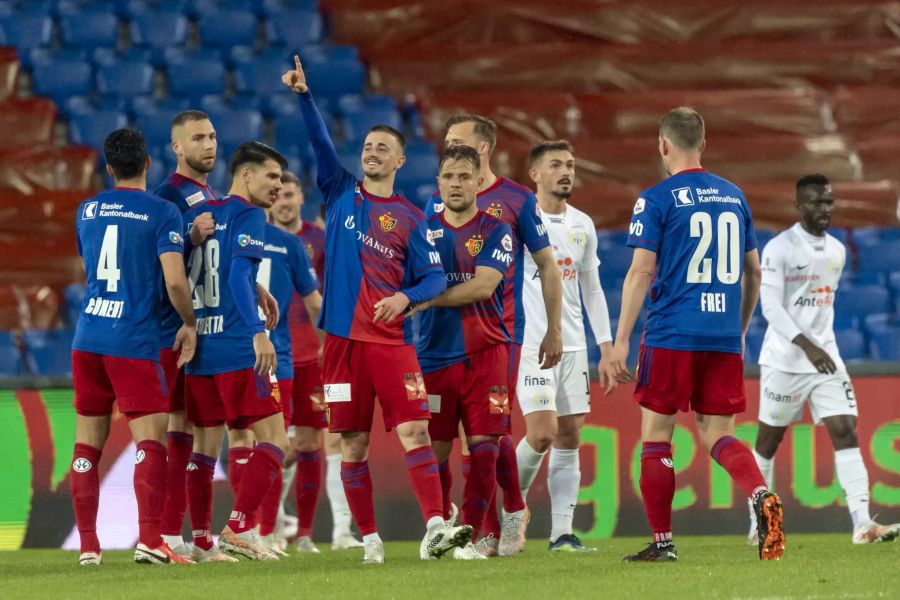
[758,223,846,373]
[522,204,600,351]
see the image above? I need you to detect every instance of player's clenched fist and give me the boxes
[189,211,215,246]
[282,54,308,93]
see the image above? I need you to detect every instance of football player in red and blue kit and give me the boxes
[608,108,785,562]
[181,142,288,562]
[424,115,562,556]
[282,55,473,564]
[70,128,197,566]
[412,146,514,560]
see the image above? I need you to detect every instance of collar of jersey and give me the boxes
[440,209,484,231]
[210,194,255,207]
[170,171,212,192]
[478,176,505,196]
[673,168,706,175]
[113,186,144,192]
[360,182,403,203]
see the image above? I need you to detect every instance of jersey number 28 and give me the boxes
[188,240,221,308]
[686,212,741,285]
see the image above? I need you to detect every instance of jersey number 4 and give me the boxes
[188,240,221,308]
[97,225,121,292]
[687,212,741,285]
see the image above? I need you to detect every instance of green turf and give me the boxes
[0,535,897,599]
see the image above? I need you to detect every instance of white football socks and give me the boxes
[516,438,547,500]
[749,450,775,527]
[280,462,297,505]
[835,447,871,529]
[548,447,580,542]
[326,452,353,538]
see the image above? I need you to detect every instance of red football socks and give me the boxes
[160,431,193,536]
[463,441,499,536]
[438,459,452,520]
[258,464,283,537]
[711,435,768,498]
[405,446,444,523]
[70,443,102,553]
[186,452,216,551]
[228,446,254,528]
[134,440,167,548]
[295,450,322,538]
[496,434,526,513]
[228,443,284,534]
[640,442,675,541]
[340,460,377,535]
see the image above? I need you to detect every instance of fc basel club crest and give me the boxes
[378,211,397,232]
[465,234,484,256]
[489,385,510,415]
[404,372,427,401]
[305,243,315,261]
[486,202,503,219]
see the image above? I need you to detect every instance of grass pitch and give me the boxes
[1,535,897,599]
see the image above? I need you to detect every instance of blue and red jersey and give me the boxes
[627,169,758,353]
[259,223,319,382]
[154,172,216,349]
[73,188,184,360]
[288,221,325,365]
[417,211,513,372]
[425,177,550,345]
[183,195,266,375]
[297,91,446,345]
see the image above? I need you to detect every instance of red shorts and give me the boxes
[159,348,186,413]
[322,334,430,433]
[423,344,510,441]
[291,361,326,429]
[278,378,294,430]
[507,342,521,419]
[72,350,168,419]
[185,368,282,429]
[634,345,746,415]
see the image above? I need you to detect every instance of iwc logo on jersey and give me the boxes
[404,372,427,401]
[633,197,646,214]
[501,233,513,252]
[672,187,695,207]
[489,385,510,415]
[378,211,397,232]
[486,202,503,218]
[465,234,484,256]
[83,201,98,220]
[169,231,183,245]
[72,457,92,473]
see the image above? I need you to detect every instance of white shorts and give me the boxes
[517,348,590,417]
[758,366,858,427]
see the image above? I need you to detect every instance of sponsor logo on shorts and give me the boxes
[405,372,427,401]
[72,458,92,473]
[135,450,145,464]
[763,387,802,404]
[489,385,510,415]
[465,234,484,256]
[661,457,674,468]
[523,375,551,387]
[427,394,441,413]
[324,383,351,403]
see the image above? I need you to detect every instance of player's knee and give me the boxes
[396,420,431,448]
[527,431,555,453]
[341,433,369,461]
[754,425,786,458]
[827,419,858,450]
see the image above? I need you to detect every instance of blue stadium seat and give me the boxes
[64,283,87,326]
[829,228,849,244]
[835,329,867,362]
[301,44,359,63]
[300,185,323,221]
[857,241,900,274]
[167,58,226,102]
[404,138,437,160]
[337,94,397,116]
[852,226,882,248]
[596,229,629,251]
[265,10,323,48]
[880,227,900,242]
[69,110,129,152]
[834,284,890,318]
[233,58,291,97]
[302,58,365,100]
[130,11,188,65]
[338,148,363,179]
[259,0,318,17]
[342,108,404,141]
[0,15,53,58]
[132,99,192,151]
[198,9,259,51]
[203,108,263,154]
[27,343,73,376]
[206,160,230,192]
[889,271,900,295]
[60,10,120,51]
[32,58,94,106]
[832,310,859,332]
[92,47,154,66]
[0,343,21,376]
[870,326,900,361]
[97,60,155,100]
[599,244,633,276]
[862,313,892,335]
[396,154,439,188]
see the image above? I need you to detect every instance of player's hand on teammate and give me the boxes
[598,342,618,395]
[404,299,433,318]
[189,211,215,246]
[253,332,277,375]
[538,328,563,369]
[173,324,197,367]
[281,54,308,94]
[608,340,633,384]
[257,284,280,330]
[373,292,410,323]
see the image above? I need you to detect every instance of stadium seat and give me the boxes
[835,329,867,362]
[870,326,900,361]
[337,94,397,116]
[32,59,94,106]
[69,110,129,153]
[0,15,53,58]
[26,342,73,376]
[63,283,86,326]
[596,230,629,250]
[203,108,263,155]
[129,10,188,65]
[599,244,633,276]
[302,58,365,100]
[342,108,404,141]
[198,9,259,52]
[857,241,900,274]
[829,228,849,244]
[96,60,155,100]
[233,57,291,97]
[888,271,900,295]
[834,285,890,318]
[832,310,858,332]
[59,10,120,51]
[881,228,900,242]
[259,0,318,17]
[851,226,883,247]
[132,99,192,151]
[167,58,227,102]
[92,47,154,67]
[265,10,323,48]
[395,153,439,187]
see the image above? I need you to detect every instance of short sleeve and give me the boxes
[743,198,758,252]
[408,218,444,276]
[476,222,514,275]
[518,192,550,253]
[156,202,185,256]
[580,219,601,272]
[288,234,319,296]
[232,207,266,259]
[626,194,663,252]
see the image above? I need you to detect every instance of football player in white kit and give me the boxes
[749,174,900,544]
[515,141,616,551]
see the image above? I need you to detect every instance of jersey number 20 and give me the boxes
[188,240,221,308]
[686,212,740,285]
